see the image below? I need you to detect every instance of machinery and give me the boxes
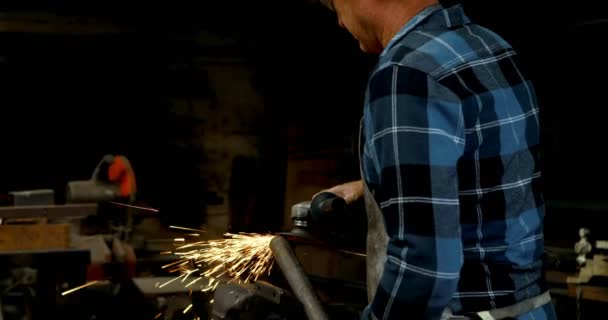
[2,160,366,320]
[286,191,367,248]
[210,192,368,320]
[66,154,137,205]
[0,154,147,320]
[212,280,306,320]
[66,154,139,241]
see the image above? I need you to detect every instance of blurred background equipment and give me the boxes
[66,154,137,205]
[0,154,167,320]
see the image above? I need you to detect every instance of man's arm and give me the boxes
[362,64,465,319]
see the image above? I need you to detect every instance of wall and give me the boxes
[3,0,606,240]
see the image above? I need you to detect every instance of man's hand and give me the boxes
[315,180,363,204]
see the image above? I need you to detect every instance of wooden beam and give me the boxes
[0,12,135,34]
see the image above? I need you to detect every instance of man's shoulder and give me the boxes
[378,23,516,78]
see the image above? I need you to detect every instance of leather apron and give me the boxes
[359,118,390,303]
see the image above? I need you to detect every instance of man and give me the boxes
[315,0,557,319]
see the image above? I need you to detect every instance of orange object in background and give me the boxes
[108,155,137,200]
[77,236,137,282]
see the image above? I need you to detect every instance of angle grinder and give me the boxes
[284,192,366,248]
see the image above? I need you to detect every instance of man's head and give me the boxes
[319,0,439,54]
[320,0,384,53]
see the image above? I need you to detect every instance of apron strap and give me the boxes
[457,291,552,320]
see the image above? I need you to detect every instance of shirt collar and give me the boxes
[381,4,470,56]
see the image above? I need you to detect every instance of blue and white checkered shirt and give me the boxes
[360,4,555,319]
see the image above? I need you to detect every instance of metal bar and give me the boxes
[269,236,328,320]
[0,203,98,219]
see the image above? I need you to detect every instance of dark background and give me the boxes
[1,0,607,243]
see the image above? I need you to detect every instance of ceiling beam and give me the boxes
[0,12,135,34]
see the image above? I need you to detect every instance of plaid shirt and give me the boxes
[360,4,554,319]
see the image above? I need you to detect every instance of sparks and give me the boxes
[159,273,186,288]
[61,280,105,296]
[110,201,159,212]
[183,304,193,314]
[170,225,207,233]
[186,277,203,288]
[162,232,275,294]
[338,249,367,257]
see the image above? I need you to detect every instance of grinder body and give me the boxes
[66,155,136,204]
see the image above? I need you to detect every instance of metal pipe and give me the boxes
[269,236,329,320]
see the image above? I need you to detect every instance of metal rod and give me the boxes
[0,203,98,219]
[269,236,328,320]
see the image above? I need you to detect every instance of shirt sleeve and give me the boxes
[362,64,466,319]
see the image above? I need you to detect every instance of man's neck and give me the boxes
[377,0,439,48]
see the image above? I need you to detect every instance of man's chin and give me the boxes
[359,42,381,54]
[359,42,371,53]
